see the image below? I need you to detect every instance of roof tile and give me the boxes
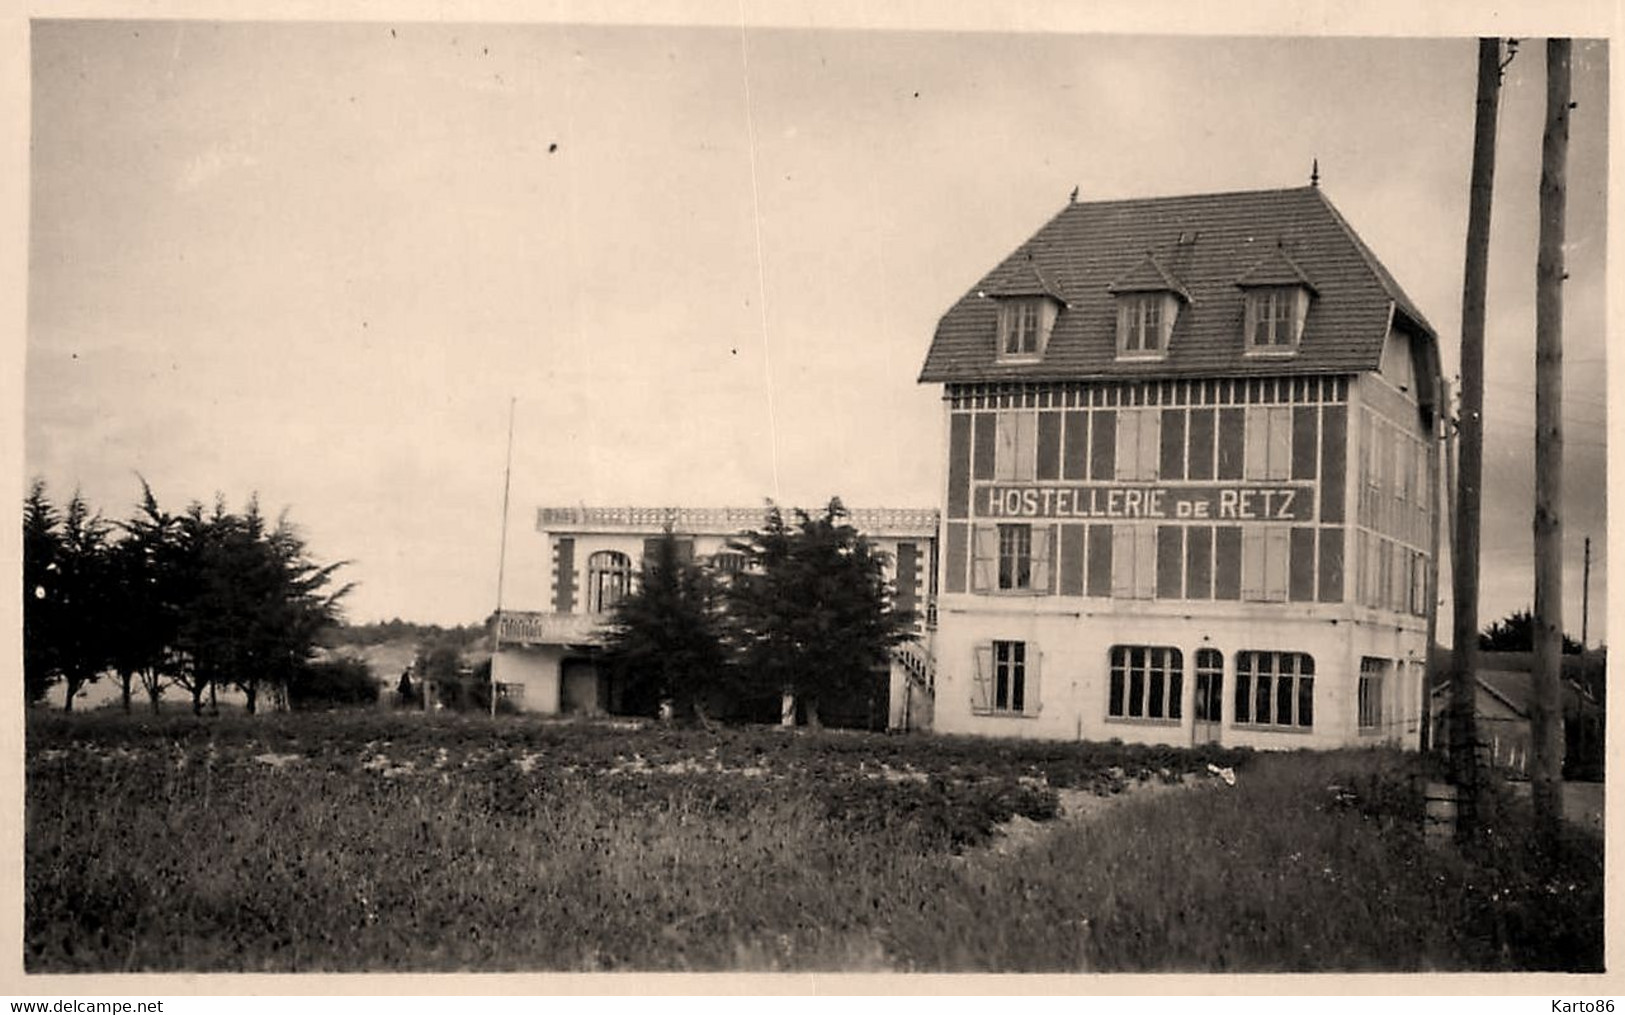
[918,186,1437,384]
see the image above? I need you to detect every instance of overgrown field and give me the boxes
[26,712,1602,973]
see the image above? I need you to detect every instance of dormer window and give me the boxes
[994,296,1058,362]
[1236,248,1315,357]
[1116,292,1178,358]
[1001,300,1041,356]
[1108,253,1188,361]
[1244,287,1310,354]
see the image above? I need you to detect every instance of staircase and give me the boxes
[894,639,935,691]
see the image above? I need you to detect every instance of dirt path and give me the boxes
[982,773,1221,856]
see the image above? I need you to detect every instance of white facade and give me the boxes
[492,505,938,725]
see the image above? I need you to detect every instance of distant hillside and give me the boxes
[322,619,490,651]
[321,620,494,687]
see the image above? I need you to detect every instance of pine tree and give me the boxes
[729,498,913,727]
[22,481,63,706]
[601,528,730,722]
[52,491,116,711]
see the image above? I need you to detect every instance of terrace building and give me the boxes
[917,185,1443,750]
[490,505,939,726]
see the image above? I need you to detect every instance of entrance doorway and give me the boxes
[561,659,603,714]
[1193,648,1223,744]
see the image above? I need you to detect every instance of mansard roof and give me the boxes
[918,185,1437,385]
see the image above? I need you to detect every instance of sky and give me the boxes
[19,10,1614,642]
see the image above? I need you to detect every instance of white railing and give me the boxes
[536,505,939,537]
[495,610,607,646]
[894,639,935,690]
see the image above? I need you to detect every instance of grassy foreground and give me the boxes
[25,711,1601,972]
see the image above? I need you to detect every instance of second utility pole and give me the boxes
[1450,37,1507,841]
[1531,38,1572,833]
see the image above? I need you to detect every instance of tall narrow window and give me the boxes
[1245,287,1307,352]
[994,640,1026,712]
[998,524,1032,591]
[997,298,1055,360]
[1358,657,1388,731]
[1194,648,1224,725]
[1116,294,1173,357]
[972,524,1051,594]
[1005,302,1039,354]
[587,550,633,614]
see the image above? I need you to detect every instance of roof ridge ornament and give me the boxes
[1311,158,1320,188]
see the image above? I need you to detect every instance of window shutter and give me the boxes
[1268,407,1292,479]
[1115,410,1139,480]
[1240,529,1264,600]
[971,525,997,592]
[972,643,994,712]
[1026,643,1042,715]
[1243,406,1267,480]
[1111,526,1136,598]
[1365,533,1382,608]
[1134,527,1156,599]
[1139,409,1161,479]
[1267,528,1290,600]
[1031,525,1054,594]
[1015,412,1037,481]
[995,413,1018,481]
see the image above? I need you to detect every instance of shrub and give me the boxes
[287,655,379,709]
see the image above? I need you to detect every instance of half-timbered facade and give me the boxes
[918,185,1443,749]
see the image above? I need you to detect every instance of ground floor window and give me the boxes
[1235,650,1314,729]
[973,640,1036,714]
[1358,657,1388,731]
[1108,645,1183,721]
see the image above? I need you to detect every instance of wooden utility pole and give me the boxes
[1531,38,1571,831]
[1581,535,1591,648]
[1450,38,1506,839]
[491,396,517,720]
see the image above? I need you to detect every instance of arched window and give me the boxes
[588,551,632,614]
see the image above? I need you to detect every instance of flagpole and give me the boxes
[492,396,516,719]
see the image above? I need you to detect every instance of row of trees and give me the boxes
[600,498,914,726]
[23,480,353,714]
